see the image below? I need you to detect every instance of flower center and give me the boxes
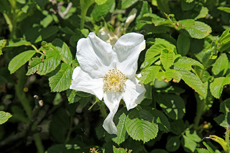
[103,68,126,92]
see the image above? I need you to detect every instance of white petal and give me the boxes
[113,33,146,77]
[77,32,115,78]
[102,91,122,134]
[70,67,104,100]
[123,76,146,110]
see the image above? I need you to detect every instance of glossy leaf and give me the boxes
[49,63,73,92]
[175,67,207,98]
[160,49,174,70]
[155,93,185,120]
[212,53,228,76]
[140,66,161,84]
[27,50,61,75]
[125,109,158,143]
[121,0,138,9]
[0,111,12,124]
[112,113,127,145]
[177,33,190,56]
[8,50,36,74]
[210,77,230,99]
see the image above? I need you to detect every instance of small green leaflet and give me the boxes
[210,77,230,99]
[140,66,161,84]
[8,50,36,74]
[0,111,12,124]
[177,33,190,56]
[182,135,197,152]
[49,63,73,92]
[175,66,207,98]
[166,136,180,152]
[27,50,61,75]
[152,108,170,132]
[218,28,230,52]
[212,53,228,76]
[160,49,175,70]
[0,39,6,55]
[218,6,230,13]
[121,0,138,9]
[112,113,127,145]
[125,109,158,143]
[174,56,204,70]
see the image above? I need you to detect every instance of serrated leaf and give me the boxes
[166,136,180,152]
[177,33,190,56]
[212,53,228,76]
[8,50,36,74]
[91,0,115,21]
[210,77,230,99]
[183,21,212,39]
[182,135,197,152]
[125,109,158,143]
[53,39,73,64]
[140,66,161,84]
[0,111,12,124]
[165,69,182,82]
[49,63,72,92]
[112,113,127,145]
[218,29,230,52]
[155,93,185,120]
[174,57,204,70]
[152,109,170,132]
[121,0,138,9]
[27,50,61,75]
[175,67,207,98]
[160,49,174,70]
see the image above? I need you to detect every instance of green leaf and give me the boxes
[95,0,107,5]
[0,39,6,55]
[185,129,201,142]
[181,0,195,11]
[121,0,138,9]
[27,50,61,75]
[155,93,185,120]
[196,148,210,153]
[170,119,185,135]
[8,50,36,74]
[183,21,212,39]
[49,63,72,92]
[35,26,59,43]
[53,39,73,64]
[203,142,215,153]
[112,113,127,145]
[210,77,230,99]
[165,69,182,82]
[66,90,81,104]
[195,6,209,20]
[178,19,195,29]
[125,109,158,143]
[174,57,204,70]
[166,136,180,152]
[175,67,207,98]
[152,109,170,132]
[182,135,197,152]
[113,146,127,153]
[0,111,12,124]
[218,7,230,13]
[160,49,174,70]
[140,66,161,84]
[212,53,228,76]
[218,29,230,52]
[156,0,170,14]
[91,0,115,21]
[177,33,190,56]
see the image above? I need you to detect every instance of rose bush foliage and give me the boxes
[1,0,230,152]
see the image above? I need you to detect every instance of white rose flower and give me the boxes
[70,32,146,134]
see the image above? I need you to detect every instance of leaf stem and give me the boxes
[31,44,43,55]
